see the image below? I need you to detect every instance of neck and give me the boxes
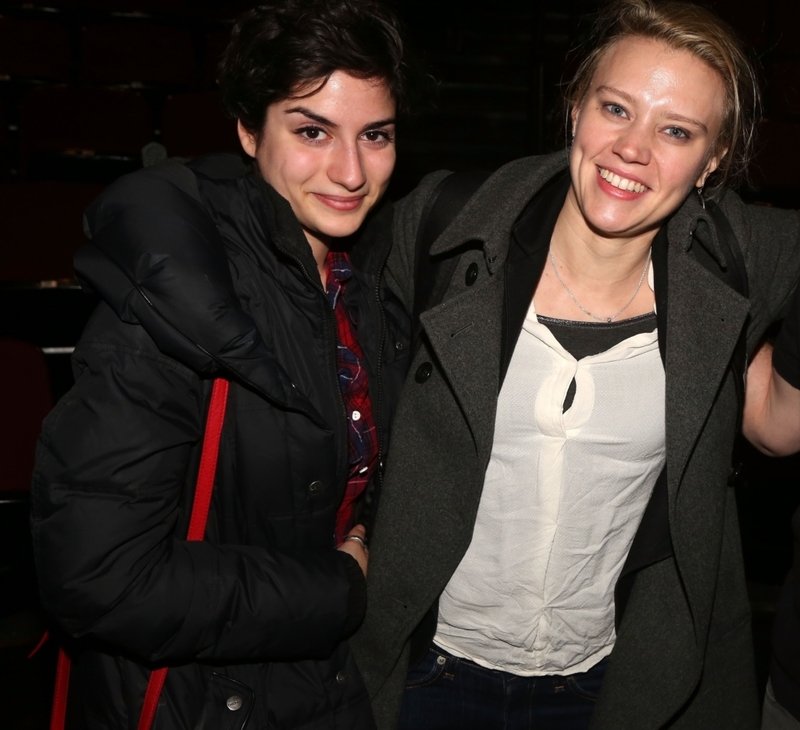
[534,189,657,322]
[551,189,656,282]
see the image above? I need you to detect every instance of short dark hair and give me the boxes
[218,0,423,136]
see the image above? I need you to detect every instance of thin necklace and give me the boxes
[548,246,652,323]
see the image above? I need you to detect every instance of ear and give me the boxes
[237,120,258,158]
[696,146,728,188]
[570,106,580,138]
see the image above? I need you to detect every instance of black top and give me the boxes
[538,312,657,361]
[537,313,657,413]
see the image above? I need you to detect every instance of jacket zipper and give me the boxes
[370,253,388,529]
[281,251,351,516]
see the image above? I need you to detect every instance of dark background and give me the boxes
[1,0,799,726]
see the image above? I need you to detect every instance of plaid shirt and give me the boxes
[325,250,378,545]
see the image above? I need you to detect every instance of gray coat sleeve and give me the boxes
[718,192,800,352]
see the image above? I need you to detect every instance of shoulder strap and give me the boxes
[702,201,749,298]
[50,378,230,730]
[693,202,750,437]
[411,171,489,351]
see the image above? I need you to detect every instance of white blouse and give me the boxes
[434,296,666,676]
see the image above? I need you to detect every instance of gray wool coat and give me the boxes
[350,151,800,729]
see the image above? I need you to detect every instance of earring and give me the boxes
[696,186,706,210]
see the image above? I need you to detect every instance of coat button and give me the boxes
[415,362,433,383]
[226,695,243,711]
[395,340,405,350]
[309,480,324,493]
[336,670,348,684]
[465,262,479,286]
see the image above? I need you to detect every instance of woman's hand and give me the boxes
[337,524,369,577]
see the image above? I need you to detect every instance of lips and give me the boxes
[312,193,366,212]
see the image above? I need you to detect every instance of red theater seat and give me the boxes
[19,86,152,180]
[203,29,231,86]
[749,120,800,190]
[0,182,105,282]
[79,23,195,86]
[768,60,800,121]
[0,340,53,493]
[0,17,70,83]
[162,90,240,157]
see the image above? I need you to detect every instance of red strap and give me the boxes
[137,667,168,730]
[186,378,229,542]
[49,378,229,730]
[29,630,50,659]
[50,648,71,730]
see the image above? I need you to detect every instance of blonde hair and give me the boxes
[566,0,760,192]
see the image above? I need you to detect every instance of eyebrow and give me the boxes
[284,106,396,132]
[594,85,709,134]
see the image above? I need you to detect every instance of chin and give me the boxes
[316,218,367,241]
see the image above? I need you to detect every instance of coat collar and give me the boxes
[419,149,749,514]
[247,173,394,281]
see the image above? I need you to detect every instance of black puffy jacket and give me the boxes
[31,155,410,729]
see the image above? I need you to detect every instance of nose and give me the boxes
[612,122,652,166]
[328,140,367,192]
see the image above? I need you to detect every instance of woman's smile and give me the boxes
[597,166,649,195]
[311,192,367,211]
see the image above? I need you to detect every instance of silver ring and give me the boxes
[343,535,367,549]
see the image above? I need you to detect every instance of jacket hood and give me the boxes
[78,155,327,422]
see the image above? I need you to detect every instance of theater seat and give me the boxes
[0,182,105,282]
[0,17,70,83]
[162,90,240,158]
[0,340,52,495]
[19,86,152,181]
[80,22,195,86]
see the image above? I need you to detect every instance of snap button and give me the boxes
[309,480,324,493]
[727,463,743,487]
[226,695,243,711]
[465,262,479,286]
[352,410,361,421]
[415,362,433,383]
[395,341,405,350]
[336,670,348,684]
[436,655,446,665]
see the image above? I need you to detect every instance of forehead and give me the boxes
[279,72,395,114]
[589,36,726,122]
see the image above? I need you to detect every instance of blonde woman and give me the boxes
[352,1,800,728]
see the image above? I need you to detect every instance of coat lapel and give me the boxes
[419,273,505,461]
[416,153,570,459]
[664,246,749,497]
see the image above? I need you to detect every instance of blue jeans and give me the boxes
[398,644,608,730]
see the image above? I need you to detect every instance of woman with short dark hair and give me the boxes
[31,2,422,728]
